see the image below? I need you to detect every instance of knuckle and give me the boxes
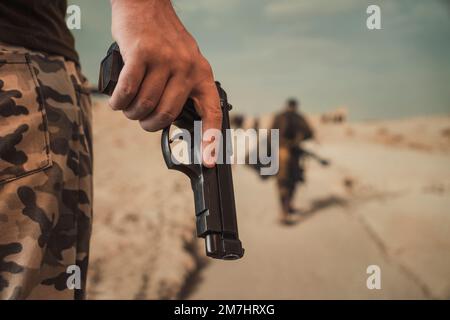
[123,108,140,120]
[206,108,223,124]
[139,120,156,132]
[139,111,176,132]
[160,46,176,64]
[123,110,138,120]
[120,84,137,100]
[108,100,120,111]
[124,99,156,120]
[176,50,195,73]
[197,57,213,75]
[156,111,176,128]
[139,98,157,112]
[137,42,152,53]
[132,41,156,57]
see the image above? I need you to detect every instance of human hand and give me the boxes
[109,0,222,167]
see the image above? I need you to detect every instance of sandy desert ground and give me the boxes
[87,98,450,299]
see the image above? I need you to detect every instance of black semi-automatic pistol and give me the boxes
[99,43,244,260]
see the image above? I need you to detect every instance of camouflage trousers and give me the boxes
[0,43,93,300]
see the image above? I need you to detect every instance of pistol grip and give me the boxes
[98,42,123,95]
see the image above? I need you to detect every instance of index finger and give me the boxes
[191,81,222,167]
[109,57,146,110]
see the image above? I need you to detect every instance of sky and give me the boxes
[70,0,450,120]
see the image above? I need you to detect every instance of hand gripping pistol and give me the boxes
[99,43,244,260]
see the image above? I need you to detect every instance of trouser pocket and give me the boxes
[0,53,52,184]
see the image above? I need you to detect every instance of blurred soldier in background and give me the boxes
[272,98,314,223]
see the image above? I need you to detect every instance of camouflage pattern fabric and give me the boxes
[0,43,92,300]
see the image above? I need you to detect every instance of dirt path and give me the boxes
[188,141,450,299]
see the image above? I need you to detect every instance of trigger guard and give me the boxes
[161,126,202,180]
[161,126,175,169]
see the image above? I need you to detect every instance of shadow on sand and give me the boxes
[282,195,349,226]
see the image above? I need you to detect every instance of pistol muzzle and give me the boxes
[205,234,244,260]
